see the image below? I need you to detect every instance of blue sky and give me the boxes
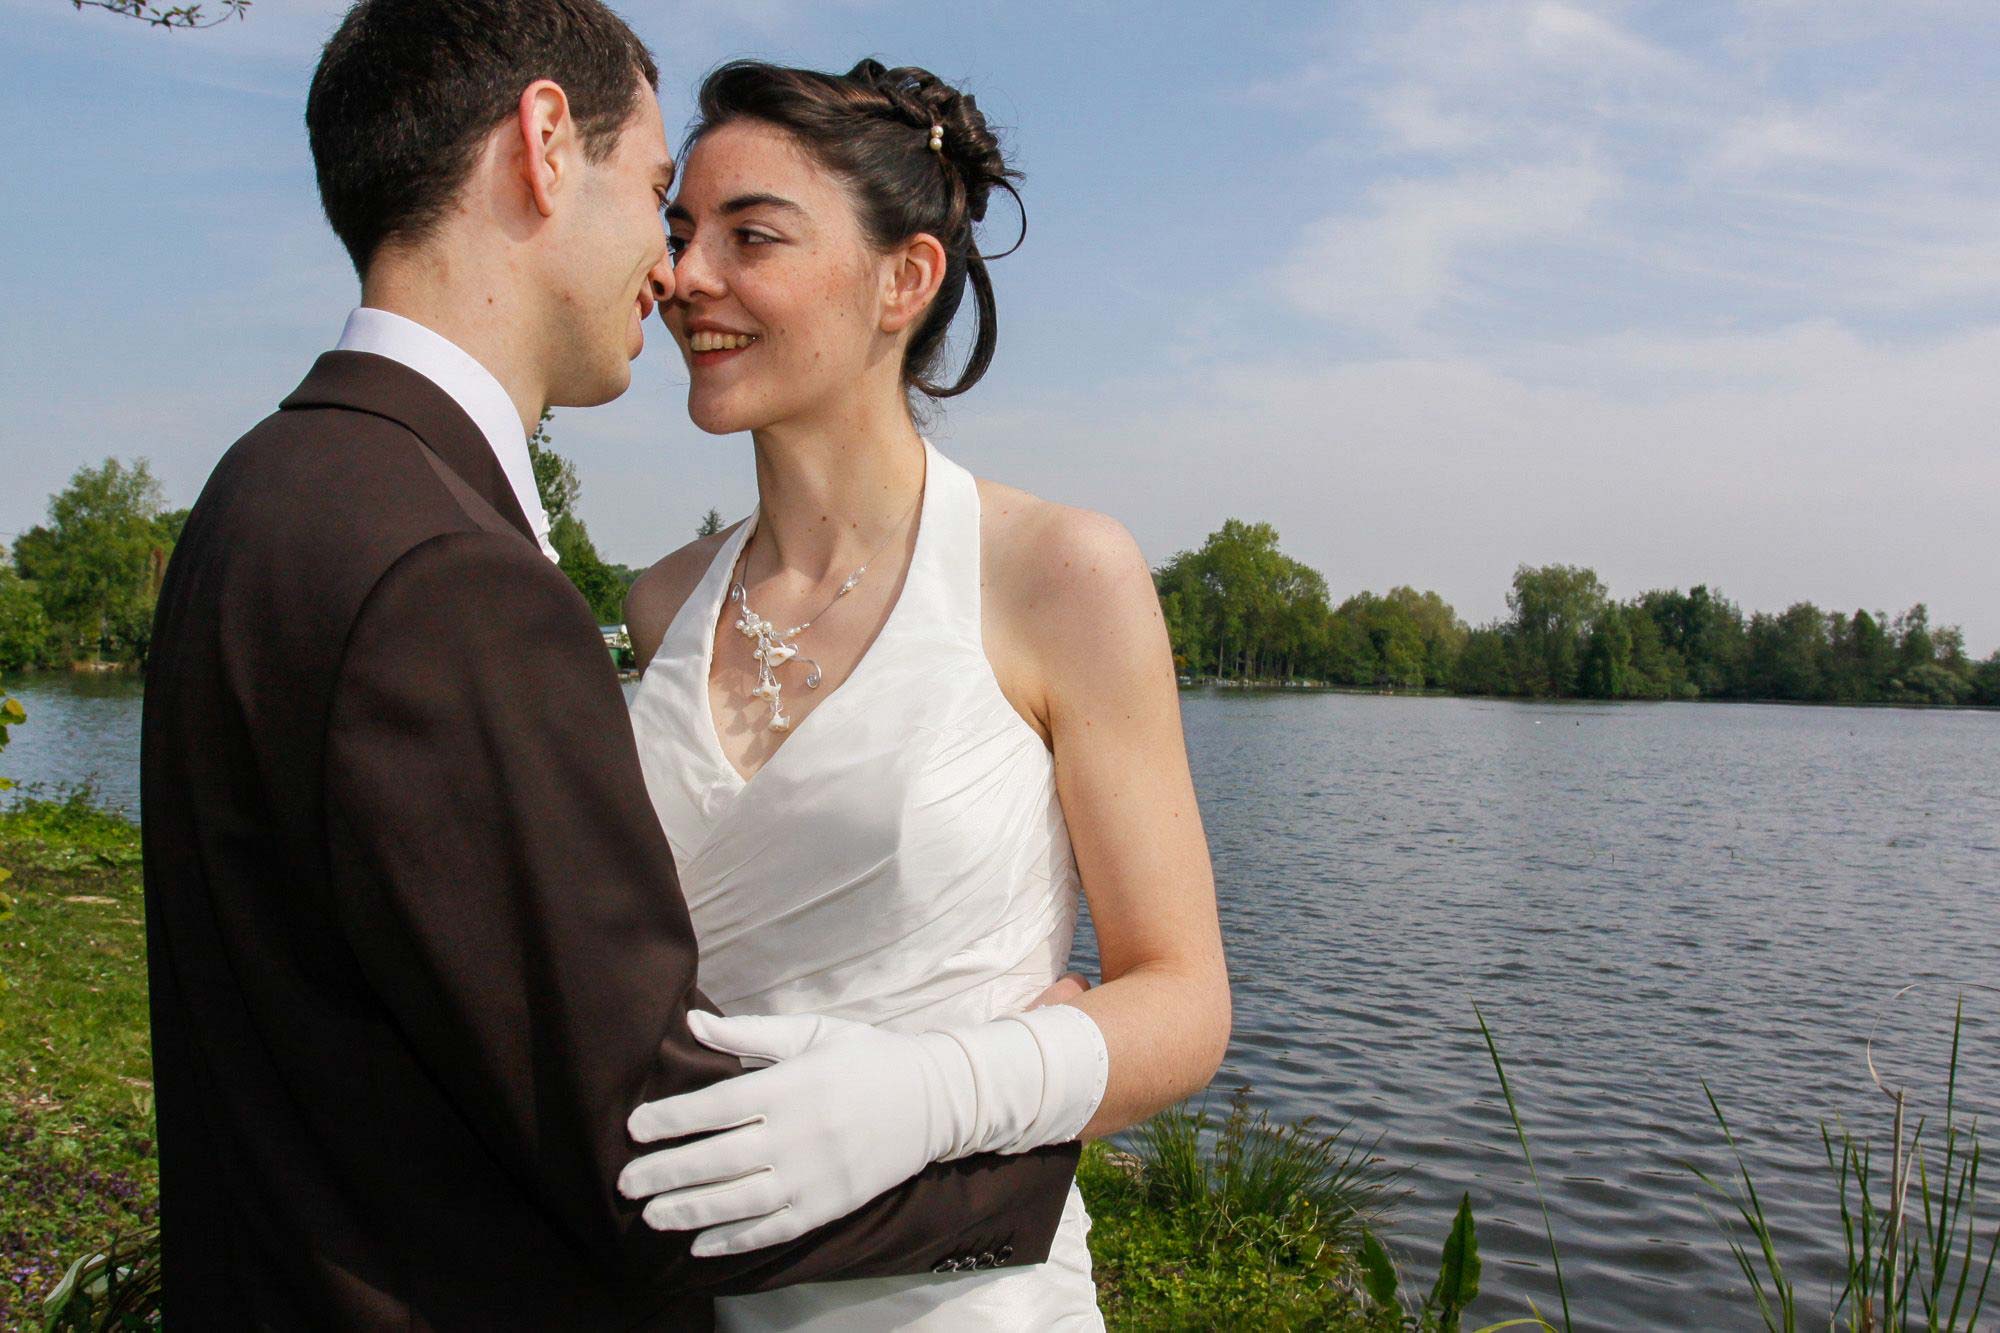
[3,0,1997,649]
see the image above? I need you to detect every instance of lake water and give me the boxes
[6,673,1997,1326]
[2,672,145,814]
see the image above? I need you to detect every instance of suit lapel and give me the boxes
[281,351,538,547]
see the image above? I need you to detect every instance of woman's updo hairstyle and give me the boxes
[687,58,1023,400]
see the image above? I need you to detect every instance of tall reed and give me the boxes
[1688,992,1997,1331]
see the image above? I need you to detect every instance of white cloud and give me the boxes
[1271,162,1610,332]
[1708,109,1886,175]
[1261,0,2000,343]
[1521,1,1679,74]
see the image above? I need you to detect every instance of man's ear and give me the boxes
[516,79,576,219]
[880,232,948,335]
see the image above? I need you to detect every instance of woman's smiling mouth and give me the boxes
[689,330,758,352]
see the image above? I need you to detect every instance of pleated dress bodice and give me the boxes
[627,441,1101,1330]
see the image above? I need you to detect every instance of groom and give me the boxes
[141,1,1101,1327]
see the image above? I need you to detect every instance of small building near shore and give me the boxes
[601,624,635,673]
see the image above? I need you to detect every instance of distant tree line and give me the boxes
[9,471,1988,709]
[0,431,648,673]
[1156,519,2000,707]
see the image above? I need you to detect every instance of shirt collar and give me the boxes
[334,307,559,564]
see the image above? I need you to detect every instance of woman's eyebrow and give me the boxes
[720,192,806,217]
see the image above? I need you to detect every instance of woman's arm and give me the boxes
[989,498,1231,1138]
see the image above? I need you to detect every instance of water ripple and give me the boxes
[1074,691,2000,1327]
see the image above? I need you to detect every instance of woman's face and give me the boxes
[662,120,899,435]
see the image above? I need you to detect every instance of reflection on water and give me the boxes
[8,676,1998,1323]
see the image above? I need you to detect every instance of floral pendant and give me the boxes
[731,583,822,733]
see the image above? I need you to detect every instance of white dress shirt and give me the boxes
[335,307,559,563]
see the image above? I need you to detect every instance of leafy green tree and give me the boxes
[1383,586,1467,688]
[1901,662,1972,705]
[1637,584,1745,697]
[1154,551,1211,677]
[1971,652,2000,706]
[1932,622,1968,672]
[1620,603,1683,698]
[1452,626,1514,694]
[527,412,636,625]
[697,508,725,538]
[1579,608,1632,698]
[1826,608,1893,702]
[0,562,54,671]
[1893,604,1935,679]
[1506,564,1606,696]
[1336,592,1426,689]
[1152,520,1291,681]
[12,458,171,664]
[1319,609,1377,687]
[1272,558,1330,681]
[1743,603,1828,700]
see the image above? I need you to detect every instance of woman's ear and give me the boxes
[880,232,948,334]
[515,79,576,219]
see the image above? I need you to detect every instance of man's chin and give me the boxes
[550,362,634,410]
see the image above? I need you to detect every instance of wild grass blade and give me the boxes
[1472,1005,1573,1333]
[1690,1080,1796,1332]
[1946,1140,1981,1328]
[1690,1167,1783,1330]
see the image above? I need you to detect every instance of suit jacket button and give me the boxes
[931,1257,958,1273]
[975,1250,997,1269]
[998,1244,1014,1263]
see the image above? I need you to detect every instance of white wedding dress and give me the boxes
[627,440,1104,1331]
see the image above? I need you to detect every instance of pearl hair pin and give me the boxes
[928,123,944,153]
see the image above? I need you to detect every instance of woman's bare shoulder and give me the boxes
[976,476,1150,616]
[624,525,741,670]
[974,476,1160,722]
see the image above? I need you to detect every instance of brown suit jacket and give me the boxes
[140,351,1078,1330]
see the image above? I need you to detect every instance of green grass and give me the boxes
[0,793,155,1332]
[1079,1126,1396,1331]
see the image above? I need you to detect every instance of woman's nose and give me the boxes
[670,236,724,300]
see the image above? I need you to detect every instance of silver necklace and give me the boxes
[728,495,920,733]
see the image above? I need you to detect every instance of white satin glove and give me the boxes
[620,1004,1108,1257]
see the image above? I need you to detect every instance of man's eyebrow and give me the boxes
[665,202,693,224]
[658,159,676,189]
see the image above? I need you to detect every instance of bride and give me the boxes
[624,59,1230,1329]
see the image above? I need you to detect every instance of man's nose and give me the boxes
[647,250,675,307]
